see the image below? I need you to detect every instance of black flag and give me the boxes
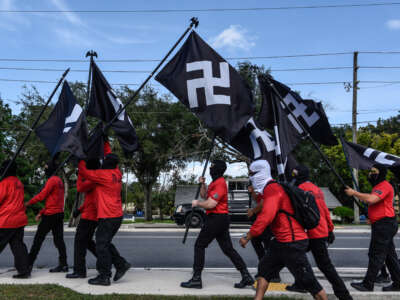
[229,117,279,171]
[88,62,139,157]
[258,75,338,148]
[155,31,254,142]
[35,81,88,159]
[342,140,400,176]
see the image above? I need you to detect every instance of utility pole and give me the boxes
[352,51,360,224]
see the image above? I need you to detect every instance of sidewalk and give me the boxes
[0,267,397,299]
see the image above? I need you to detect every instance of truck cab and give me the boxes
[173,178,253,228]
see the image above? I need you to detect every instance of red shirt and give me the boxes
[369,180,395,224]
[104,141,112,156]
[0,176,27,228]
[78,161,123,219]
[250,182,308,243]
[206,177,228,215]
[28,176,64,216]
[299,182,334,239]
[77,173,98,221]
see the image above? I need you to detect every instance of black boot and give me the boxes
[12,273,31,279]
[234,269,254,289]
[49,265,68,273]
[88,275,111,286]
[350,282,373,292]
[66,272,86,279]
[114,262,131,282]
[382,283,400,292]
[180,271,202,289]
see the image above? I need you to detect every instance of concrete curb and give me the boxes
[0,268,398,299]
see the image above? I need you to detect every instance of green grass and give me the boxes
[0,284,297,300]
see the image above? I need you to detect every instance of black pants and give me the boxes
[251,226,273,260]
[363,217,400,288]
[29,213,67,266]
[0,227,29,274]
[258,239,323,296]
[73,218,97,275]
[309,238,351,299]
[96,217,127,278]
[194,214,247,273]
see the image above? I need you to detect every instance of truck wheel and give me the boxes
[185,212,204,228]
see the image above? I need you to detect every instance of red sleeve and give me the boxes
[321,197,334,232]
[372,186,389,201]
[208,183,224,202]
[28,177,54,206]
[77,172,96,193]
[250,187,280,237]
[78,198,87,212]
[104,141,112,156]
[39,208,45,215]
[78,161,111,185]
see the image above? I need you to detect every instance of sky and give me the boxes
[0,0,400,180]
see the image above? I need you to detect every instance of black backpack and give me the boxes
[277,181,320,231]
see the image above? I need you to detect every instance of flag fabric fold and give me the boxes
[258,75,338,149]
[342,140,400,176]
[88,62,139,157]
[155,31,254,143]
[35,81,88,159]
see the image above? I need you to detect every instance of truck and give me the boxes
[172,178,253,228]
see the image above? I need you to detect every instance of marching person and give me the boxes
[181,160,254,289]
[0,160,30,278]
[345,164,400,292]
[26,160,68,272]
[78,152,131,286]
[287,165,352,300]
[67,141,112,279]
[247,184,280,283]
[66,158,100,279]
[239,160,327,300]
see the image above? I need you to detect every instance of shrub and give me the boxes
[333,206,354,223]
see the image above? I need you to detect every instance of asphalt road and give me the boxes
[1,231,399,269]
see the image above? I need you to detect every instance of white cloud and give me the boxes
[386,19,400,30]
[210,25,256,51]
[50,0,84,27]
[53,27,92,47]
[0,0,30,31]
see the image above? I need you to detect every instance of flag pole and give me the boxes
[47,18,199,180]
[183,133,216,244]
[339,135,368,214]
[1,68,70,180]
[265,75,364,209]
[270,91,287,181]
[70,51,98,225]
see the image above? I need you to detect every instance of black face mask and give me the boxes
[210,160,226,181]
[102,154,119,170]
[368,165,387,186]
[45,162,57,178]
[293,165,310,186]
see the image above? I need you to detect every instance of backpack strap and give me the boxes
[278,210,295,242]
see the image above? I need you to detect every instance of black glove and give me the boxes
[73,208,81,219]
[327,231,335,244]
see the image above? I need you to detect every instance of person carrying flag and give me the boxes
[66,141,112,279]
[0,160,30,278]
[181,160,254,289]
[78,151,131,286]
[239,160,327,300]
[26,160,68,272]
[345,164,400,292]
[287,165,352,300]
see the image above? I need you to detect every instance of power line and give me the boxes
[0,66,353,73]
[0,52,356,63]
[1,3,399,13]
